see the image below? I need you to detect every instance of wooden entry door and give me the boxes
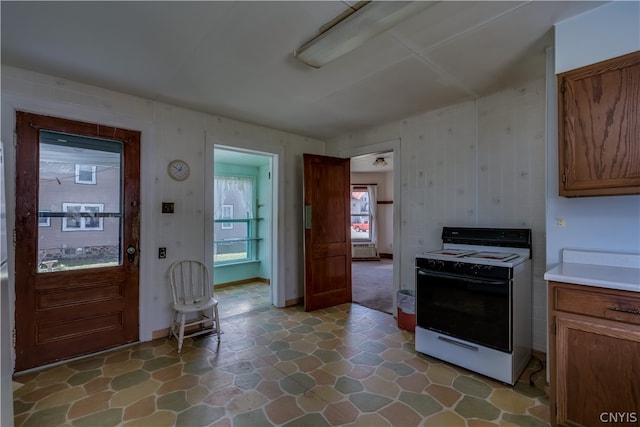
[14,112,141,371]
[303,154,351,311]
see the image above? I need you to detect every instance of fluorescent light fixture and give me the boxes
[294,1,434,68]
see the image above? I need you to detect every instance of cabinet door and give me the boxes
[558,51,640,197]
[554,315,640,426]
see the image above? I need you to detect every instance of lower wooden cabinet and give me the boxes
[548,281,640,426]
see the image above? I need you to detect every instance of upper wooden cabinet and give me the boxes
[558,51,640,197]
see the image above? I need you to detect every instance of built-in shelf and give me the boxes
[214,238,263,243]
[213,218,263,223]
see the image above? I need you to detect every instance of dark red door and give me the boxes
[303,154,352,311]
[14,112,140,371]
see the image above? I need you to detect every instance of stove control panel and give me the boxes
[416,257,513,279]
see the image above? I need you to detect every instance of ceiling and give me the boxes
[1,1,607,141]
[351,152,394,172]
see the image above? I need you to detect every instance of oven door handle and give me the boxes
[438,335,480,352]
[417,269,508,286]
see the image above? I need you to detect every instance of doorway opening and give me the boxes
[350,151,394,314]
[212,147,273,319]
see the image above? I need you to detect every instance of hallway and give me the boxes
[352,259,393,314]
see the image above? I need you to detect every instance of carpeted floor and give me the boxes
[352,258,394,314]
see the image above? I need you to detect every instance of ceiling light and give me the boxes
[373,157,387,167]
[294,1,434,68]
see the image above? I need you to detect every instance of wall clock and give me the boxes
[167,159,190,181]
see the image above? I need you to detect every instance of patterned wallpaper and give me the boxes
[327,78,548,351]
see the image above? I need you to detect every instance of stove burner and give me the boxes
[421,249,521,263]
[428,249,475,257]
[463,251,519,262]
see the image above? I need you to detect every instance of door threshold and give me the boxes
[13,342,140,377]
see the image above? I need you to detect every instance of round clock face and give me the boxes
[168,160,190,181]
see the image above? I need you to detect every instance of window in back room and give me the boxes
[351,185,372,241]
[213,175,255,264]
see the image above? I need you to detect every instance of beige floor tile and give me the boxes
[226,389,268,415]
[33,386,86,411]
[490,388,536,414]
[427,362,460,385]
[13,283,549,427]
[363,376,401,398]
[110,380,162,407]
[424,410,467,426]
[264,395,304,424]
[120,410,177,427]
[121,395,156,422]
[68,390,114,420]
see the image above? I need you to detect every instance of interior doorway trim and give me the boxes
[339,138,401,313]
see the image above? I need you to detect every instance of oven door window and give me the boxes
[417,269,511,353]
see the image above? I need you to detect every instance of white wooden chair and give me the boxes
[168,259,220,353]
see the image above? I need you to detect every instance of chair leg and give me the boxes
[177,312,186,353]
[214,305,221,340]
[170,311,178,340]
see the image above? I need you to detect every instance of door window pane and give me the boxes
[38,131,122,273]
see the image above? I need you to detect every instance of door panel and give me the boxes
[303,154,351,311]
[14,111,140,371]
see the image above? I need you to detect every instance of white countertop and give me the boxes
[544,249,640,293]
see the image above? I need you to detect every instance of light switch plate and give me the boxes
[162,202,174,214]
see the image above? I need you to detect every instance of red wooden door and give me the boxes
[303,154,351,311]
[14,112,140,371]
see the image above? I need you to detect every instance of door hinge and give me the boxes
[12,229,16,248]
[560,82,566,94]
[12,329,16,348]
[561,173,567,184]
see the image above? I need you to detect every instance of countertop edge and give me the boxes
[544,263,640,293]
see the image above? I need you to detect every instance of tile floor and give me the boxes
[13,283,549,427]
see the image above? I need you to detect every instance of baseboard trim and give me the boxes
[153,328,170,340]
[285,297,303,306]
[153,322,214,340]
[215,277,269,289]
[532,349,546,363]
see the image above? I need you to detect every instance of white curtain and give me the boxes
[367,184,378,247]
[214,176,254,220]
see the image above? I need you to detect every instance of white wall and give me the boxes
[0,65,323,366]
[555,1,640,74]
[327,78,548,351]
[547,1,640,268]
[351,171,393,255]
